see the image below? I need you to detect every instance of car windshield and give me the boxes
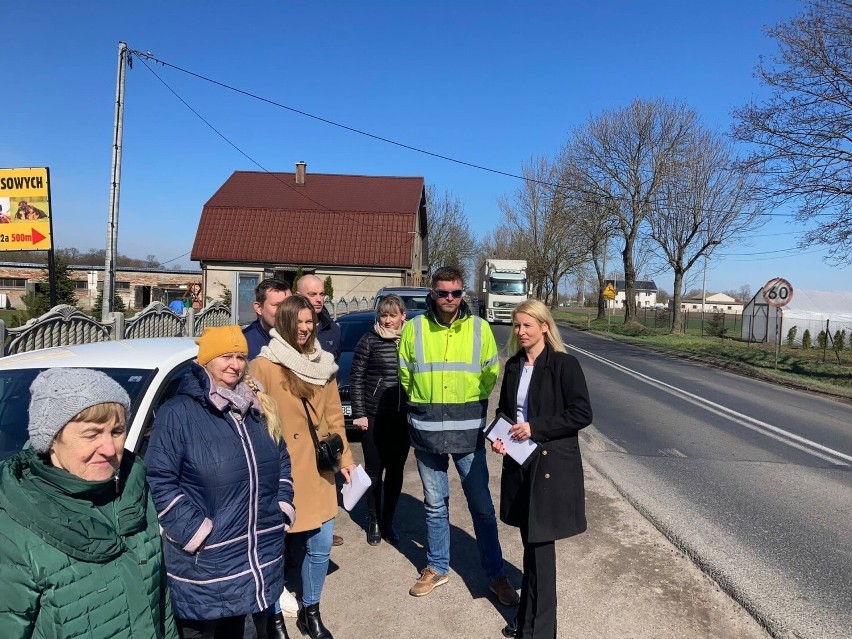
[0,368,155,461]
[375,293,429,311]
[339,315,377,351]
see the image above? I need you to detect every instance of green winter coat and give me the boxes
[0,448,178,639]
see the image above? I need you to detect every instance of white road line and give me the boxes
[567,343,852,466]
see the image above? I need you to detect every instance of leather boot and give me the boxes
[379,519,400,545]
[267,611,290,639]
[366,515,381,546]
[296,603,334,639]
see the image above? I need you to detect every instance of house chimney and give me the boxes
[295,161,306,186]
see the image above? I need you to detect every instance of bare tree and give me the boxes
[498,158,588,307]
[564,98,700,322]
[425,185,477,278]
[733,0,852,263]
[647,130,765,332]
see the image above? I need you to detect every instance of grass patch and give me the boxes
[553,308,852,399]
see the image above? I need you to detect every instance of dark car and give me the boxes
[373,286,431,312]
[336,308,424,429]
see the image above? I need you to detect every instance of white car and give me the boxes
[0,338,198,460]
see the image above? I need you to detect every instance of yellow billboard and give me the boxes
[0,167,53,251]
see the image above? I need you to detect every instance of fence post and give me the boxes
[111,312,125,340]
[0,319,6,355]
[185,308,196,337]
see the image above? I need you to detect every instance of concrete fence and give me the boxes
[1,301,232,357]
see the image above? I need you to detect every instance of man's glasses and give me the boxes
[433,289,464,299]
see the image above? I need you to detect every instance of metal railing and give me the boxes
[1,301,232,357]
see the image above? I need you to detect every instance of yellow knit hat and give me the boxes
[196,325,248,365]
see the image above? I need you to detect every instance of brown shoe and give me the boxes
[409,567,449,597]
[489,575,520,606]
[332,534,343,546]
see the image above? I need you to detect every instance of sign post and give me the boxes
[0,167,56,305]
[603,283,616,331]
[762,277,794,368]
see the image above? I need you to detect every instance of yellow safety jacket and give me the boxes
[399,301,499,453]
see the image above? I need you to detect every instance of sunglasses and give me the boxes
[433,288,464,299]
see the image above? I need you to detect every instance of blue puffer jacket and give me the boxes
[145,363,294,621]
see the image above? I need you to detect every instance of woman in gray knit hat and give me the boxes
[0,367,178,639]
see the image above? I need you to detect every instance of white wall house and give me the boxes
[604,279,659,309]
[679,292,743,315]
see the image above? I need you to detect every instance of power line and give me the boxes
[130,51,421,237]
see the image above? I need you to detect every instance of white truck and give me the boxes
[478,259,529,323]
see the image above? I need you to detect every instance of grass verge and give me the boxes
[553,309,852,401]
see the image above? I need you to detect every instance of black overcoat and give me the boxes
[496,343,593,544]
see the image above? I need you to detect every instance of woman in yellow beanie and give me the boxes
[146,325,295,639]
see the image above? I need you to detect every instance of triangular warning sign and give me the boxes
[31,228,46,245]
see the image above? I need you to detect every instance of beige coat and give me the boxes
[250,357,354,534]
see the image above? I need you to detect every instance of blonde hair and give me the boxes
[244,374,283,443]
[507,299,566,354]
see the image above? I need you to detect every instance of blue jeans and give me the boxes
[414,447,505,580]
[287,518,335,607]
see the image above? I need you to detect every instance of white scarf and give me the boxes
[260,329,338,386]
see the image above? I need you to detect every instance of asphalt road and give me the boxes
[500,323,852,639]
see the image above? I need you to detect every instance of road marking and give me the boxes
[660,447,687,458]
[567,344,852,467]
[580,426,627,453]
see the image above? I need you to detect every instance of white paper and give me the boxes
[485,415,538,466]
[341,464,372,511]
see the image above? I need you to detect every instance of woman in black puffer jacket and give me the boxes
[350,294,410,546]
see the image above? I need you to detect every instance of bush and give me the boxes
[707,312,727,337]
[817,330,827,349]
[786,325,798,347]
[802,329,812,349]
[834,329,846,352]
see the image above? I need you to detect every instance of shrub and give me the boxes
[817,330,827,349]
[707,312,727,337]
[786,325,798,347]
[802,329,812,349]
[834,329,846,352]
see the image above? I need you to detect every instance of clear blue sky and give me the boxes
[3,0,836,296]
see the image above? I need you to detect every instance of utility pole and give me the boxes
[103,42,128,321]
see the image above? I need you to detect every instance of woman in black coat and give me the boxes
[349,294,411,546]
[492,300,593,639]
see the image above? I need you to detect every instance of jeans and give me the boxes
[286,518,335,606]
[414,447,505,579]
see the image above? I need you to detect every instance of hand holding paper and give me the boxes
[484,414,538,466]
[341,464,371,511]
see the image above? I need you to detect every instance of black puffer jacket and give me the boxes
[350,329,407,419]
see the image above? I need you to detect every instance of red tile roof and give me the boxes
[192,171,425,268]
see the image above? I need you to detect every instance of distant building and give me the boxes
[192,163,427,325]
[679,292,743,315]
[0,262,201,311]
[604,279,659,309]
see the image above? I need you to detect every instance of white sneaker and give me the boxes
[279,588,299,618]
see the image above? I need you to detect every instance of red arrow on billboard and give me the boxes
[31,228,46,245]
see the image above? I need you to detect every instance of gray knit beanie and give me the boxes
[28,368,132,453]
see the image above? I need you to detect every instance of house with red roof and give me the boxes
[191,163,427,324]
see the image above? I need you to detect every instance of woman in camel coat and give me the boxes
[250,296,355,639]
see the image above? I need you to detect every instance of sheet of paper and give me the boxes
[485,414,538,466]
[341,464,372,511]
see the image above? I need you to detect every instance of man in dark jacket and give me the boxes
[243,278,292,359]
[296,274,341,362]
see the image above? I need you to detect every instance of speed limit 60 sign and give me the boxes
[762,277,794,307]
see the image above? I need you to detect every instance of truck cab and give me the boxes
[479,259,528,324]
